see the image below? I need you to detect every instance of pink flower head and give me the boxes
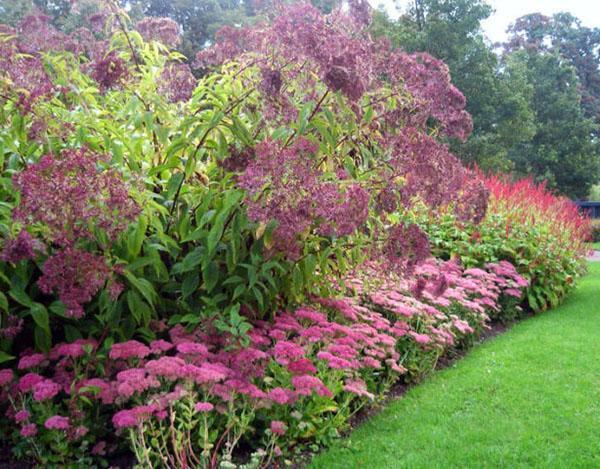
[270,420,287,436]
[38,248,112,318]
[18,353,46,370]
[20,423,37,437]
[287,358,317,375]
[136,17,181,48]
[13,147,139,246]
[150,339,174,354]
[0,314,23,339]
[291,375,332,398]
[176,342,208,356]
[504,288,523,298]
[91,441,107,455]
[32,379,61,401]
[409,331,432,345]
[91,50,128,91]
[17,372,44,392]
[50,341,87,359]
[73,425,89,439]
[44,415,70,430]
[295,307,328,324]
[184,363,228,384]
[0,369,14,386]
[15,410,30,423]
[112,405,155,429]
[159,63,196,103]
[267,387,290,405]
[273,340,305,365]
[343,378,374,399]
[112,409,138,429]
[1,230,40,263]
[145,356,186,380]
[109,340,150,360]
[79,378,115,404]
[195,402,214,412]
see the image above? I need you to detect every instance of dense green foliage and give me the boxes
[312,262,600,468]
[506,12,600,126]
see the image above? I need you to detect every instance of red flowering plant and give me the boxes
[409,173,590,313]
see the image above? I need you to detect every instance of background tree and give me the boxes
[503,49,599,199]
[507,12,600,127]
[371,0,535,172]
[372,1,599,197]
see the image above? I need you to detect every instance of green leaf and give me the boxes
[0,351,15,364]
[182,272,200,299]
[123,270,157,308]
[223,275,244,286]
[9,287,33,308]
[64,325,82,342]
[0,292,7,313]
[251,286,264,309]
[34,326,51,353]
[202,261,219,293]
[128,215,148,259]
[527,292,539,311]
[232,284,245,301]
[230,116,252,146]
[49,301,67,317]
[166,172,184,200]
[175,246,204,273]
[30,303,50,333]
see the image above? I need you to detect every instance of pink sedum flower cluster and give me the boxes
[0,258,527,456]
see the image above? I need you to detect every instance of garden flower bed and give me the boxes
[311,262,600,468]
[0,1,590,466]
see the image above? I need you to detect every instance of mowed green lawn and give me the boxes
[311,263,600,468]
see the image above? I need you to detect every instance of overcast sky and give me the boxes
[369,0,600,44]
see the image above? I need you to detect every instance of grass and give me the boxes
[311,263,600,468]
[593,242,600,250]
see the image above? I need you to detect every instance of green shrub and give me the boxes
[410,175,590,312]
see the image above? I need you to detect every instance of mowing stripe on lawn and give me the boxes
[311,262,600,468]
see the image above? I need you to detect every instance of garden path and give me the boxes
[311,263,600,468]
[588,250,600,261]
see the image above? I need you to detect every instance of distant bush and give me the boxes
[412,175,591,312]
